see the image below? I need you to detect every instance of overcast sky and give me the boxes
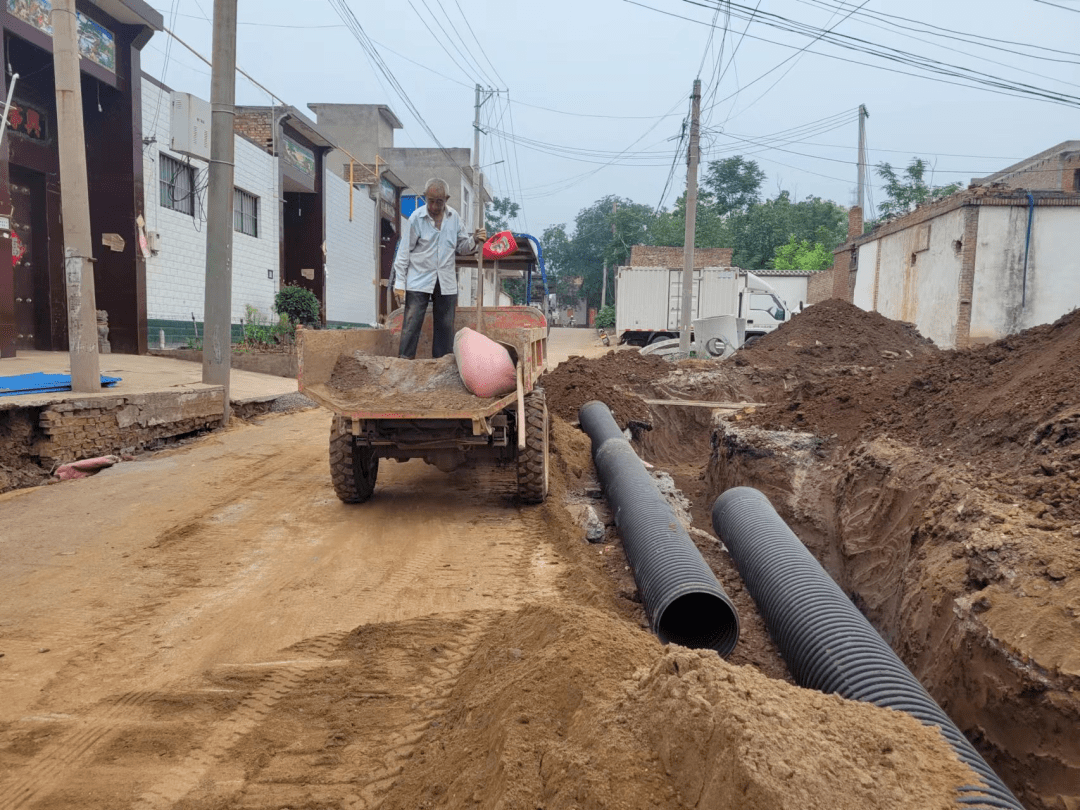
[143,0,1080,236]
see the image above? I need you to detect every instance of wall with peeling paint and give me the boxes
[859,207,966,347]
[970,206,1080,344]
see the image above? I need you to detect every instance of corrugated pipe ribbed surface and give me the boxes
[579,401,739,656]
[711,486,1023,810]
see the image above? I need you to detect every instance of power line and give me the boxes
[624,0,1080,109]
[150,6,347,27]
[326,0,469,173]
[407,0,483,85]
[794,0,1080,62]
[451,0,507,87]
[1032,0,1080,11]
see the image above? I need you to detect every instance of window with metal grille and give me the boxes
[233,188,259,237]
[159,153,194,215]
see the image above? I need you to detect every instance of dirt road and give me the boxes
[0,408,564,809]
[0,326,985,810]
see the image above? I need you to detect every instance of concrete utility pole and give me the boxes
[51,0,100,391]
[857,104,868,214]
[473,83,485,335]
[602,200,617,311]
[679,79,701,354]
[202,0,238,422]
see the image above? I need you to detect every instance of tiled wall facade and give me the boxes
[141,80,280,345]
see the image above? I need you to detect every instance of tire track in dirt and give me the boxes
[0,452,318,809]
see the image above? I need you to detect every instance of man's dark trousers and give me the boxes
[398,279,458,359]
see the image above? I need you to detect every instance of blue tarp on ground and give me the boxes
[0,373,122,397]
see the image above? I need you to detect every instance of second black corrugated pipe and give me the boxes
[711,486,1023,810]
[579,400,739,657]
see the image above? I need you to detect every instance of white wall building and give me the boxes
[142,75,280,347]
[849,191,1080,348]
[323,168,377,326]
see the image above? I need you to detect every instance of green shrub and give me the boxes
[595,305,616,330]
[274,285,321,327]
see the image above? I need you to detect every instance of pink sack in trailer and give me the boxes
[453,327,517,398]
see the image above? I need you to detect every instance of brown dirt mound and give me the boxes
[742,298,938,368]
[748,305,1080,523]
[382,603,980,810]
[543,351,671,427]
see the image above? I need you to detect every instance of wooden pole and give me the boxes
[51,0,100,391]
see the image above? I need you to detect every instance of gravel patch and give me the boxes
[270,392,318,413]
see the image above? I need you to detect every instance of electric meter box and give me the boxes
[169,92,211,162]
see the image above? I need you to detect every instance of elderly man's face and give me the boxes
[425,188,448,218]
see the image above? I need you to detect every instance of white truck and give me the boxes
[614,265,793,348]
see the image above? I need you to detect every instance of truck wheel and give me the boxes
[517,386,549,504]
[329,422,379,503]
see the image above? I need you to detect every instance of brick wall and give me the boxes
[234,110,274,154]
[953,206,980,349]
[807,269,834,305]
[142,80,280,344]
[830,244,856,303]
[324,167,377,325]
[628,245,733,268]
[0,390,224,475]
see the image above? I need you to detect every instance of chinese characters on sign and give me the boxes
[6,0,117,72]
[6,101,48,142]
[282,136,315,176]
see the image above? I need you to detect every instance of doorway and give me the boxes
[9,167,49,350]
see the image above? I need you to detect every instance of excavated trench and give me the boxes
[543,300,1080,810]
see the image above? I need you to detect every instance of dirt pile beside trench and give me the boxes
[703,299,1080,809]
[382,603,978,810]
[543,351,671,427]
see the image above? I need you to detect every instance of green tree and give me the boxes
[773,235,833,272]
[702,155,766,216]
[541,196,657,311]
[725,192,847,269]
[485,196,520,232]
[650,189,730,249]
[874,158,961,222]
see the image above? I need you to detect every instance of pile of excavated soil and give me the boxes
[321,352,503,412]
[746,302,1080,523]
[382,603,980,810]
[543,351,671,427]
[742,297,937,367]
[686,299,1080,809]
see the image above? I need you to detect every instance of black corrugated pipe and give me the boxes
[579,401,740,656]
[711,486,1023,810]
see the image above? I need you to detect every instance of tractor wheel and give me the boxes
[516,386,549,504]
[329,421,379,503]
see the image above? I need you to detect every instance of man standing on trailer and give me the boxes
[392,178,486,359]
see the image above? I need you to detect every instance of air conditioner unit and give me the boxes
[169,92,211,162]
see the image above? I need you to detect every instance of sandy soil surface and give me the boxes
[0,371,985,809]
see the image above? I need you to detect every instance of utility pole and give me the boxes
[473,83,485,335]
[201,0,238,422]
[51,0,99,391]
[857,104,868,214]
[602,200,616,311]
[679,79,701,354]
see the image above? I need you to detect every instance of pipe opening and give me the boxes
[657,592,740,656]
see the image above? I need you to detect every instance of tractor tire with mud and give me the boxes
[516,386,549,504]
[329,422,379,503]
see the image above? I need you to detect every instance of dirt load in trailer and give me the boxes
[297,306,549,505]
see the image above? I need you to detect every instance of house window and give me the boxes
[159,153,195,215]
[234,188,259,237]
